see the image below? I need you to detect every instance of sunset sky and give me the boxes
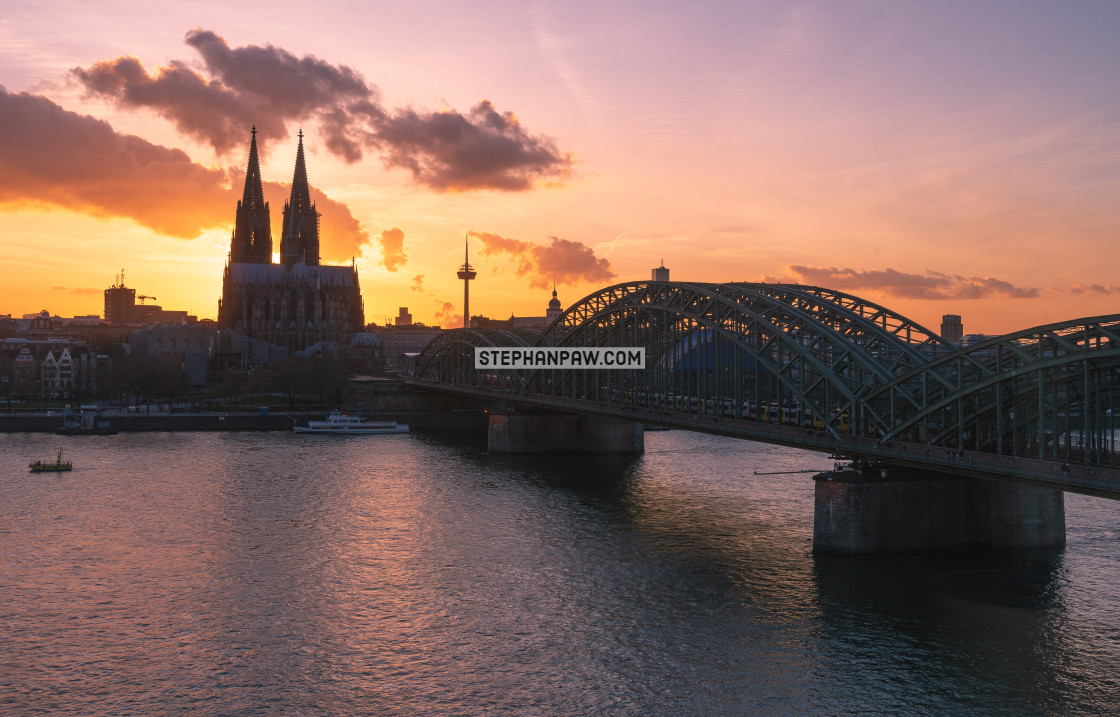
[2,1,1119,333]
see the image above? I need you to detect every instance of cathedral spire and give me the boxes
[241,125,265,210]
[289,129,312,213]
[281,129,320,267]
[230,126,272,264]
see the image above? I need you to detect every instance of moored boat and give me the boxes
[56,405,118,435]
[30,448,73,472]
[294,410,409,435]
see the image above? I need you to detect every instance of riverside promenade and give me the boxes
[0,407,488,433]
[0,410,323,433]
[0,382,492,433]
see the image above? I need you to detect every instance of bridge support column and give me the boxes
[987,479,1066,548]
[487,413,644,454]
[813,467,1065,555]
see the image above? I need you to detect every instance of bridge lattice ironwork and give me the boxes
[411,281,1120,472]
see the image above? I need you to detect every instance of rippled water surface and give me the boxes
[2,430,1118,715]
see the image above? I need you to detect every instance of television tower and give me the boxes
[457,235,476,329]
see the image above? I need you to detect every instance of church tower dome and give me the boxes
[547,284,562,322]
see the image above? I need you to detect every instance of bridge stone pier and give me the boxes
[813,466,1065,554]
[487,412,644,454]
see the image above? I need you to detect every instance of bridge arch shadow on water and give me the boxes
[402,281,1120,500]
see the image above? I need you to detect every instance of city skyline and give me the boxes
[2,1,1119,332]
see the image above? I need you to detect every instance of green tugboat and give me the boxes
[30,448,72,472]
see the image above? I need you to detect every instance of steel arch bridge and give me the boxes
[405,281,1120,497]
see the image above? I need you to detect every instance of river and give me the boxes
[1,430,1117,715]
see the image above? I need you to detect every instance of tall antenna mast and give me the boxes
[456,234,477,329]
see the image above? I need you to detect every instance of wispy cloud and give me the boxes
[469,231,615,289]
[377,227,407,271]
[1070,283,1120,296]
[72,29,573,192]
[434,300,462,329]
[782,265,1039,300]
[52,286,101,295]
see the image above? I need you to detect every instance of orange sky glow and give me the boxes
[1,1,1118,334]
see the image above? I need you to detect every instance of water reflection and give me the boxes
[1,430,1117,715]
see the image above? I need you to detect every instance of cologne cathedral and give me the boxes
[218,129,364,352]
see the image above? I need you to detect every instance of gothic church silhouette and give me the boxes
[218,128,365,352]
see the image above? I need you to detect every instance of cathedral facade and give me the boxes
[218,129,365,352]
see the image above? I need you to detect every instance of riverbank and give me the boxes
[0,409,490,433]
[0,411,320,433]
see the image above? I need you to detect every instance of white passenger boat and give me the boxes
[294,410,409,434]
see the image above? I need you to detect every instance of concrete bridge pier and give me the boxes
[987,479,1067,549]
[487,412,644,454]
[813,466,1065,554]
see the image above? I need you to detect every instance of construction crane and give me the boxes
[137,295,157,305]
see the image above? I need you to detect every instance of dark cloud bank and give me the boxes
[72,29,573,191]
[0,87,368,259]
[0,88,231,236]
[0,28,577,257]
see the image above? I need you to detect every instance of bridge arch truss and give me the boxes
[869,316,1120,465]
[412,282,1120,468]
